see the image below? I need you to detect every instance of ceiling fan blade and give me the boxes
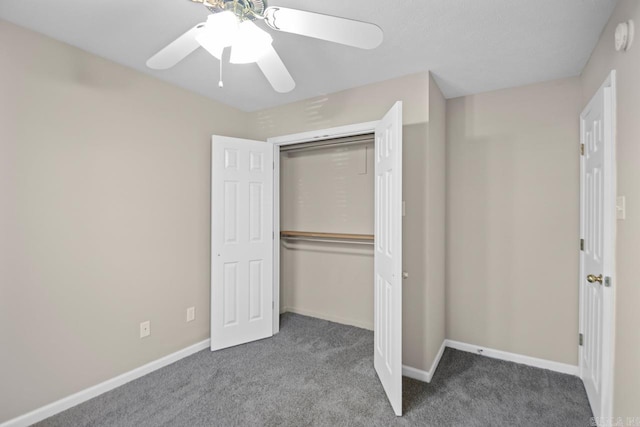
[263,7,383,50]
[146,23,204,70]
[257,45,295,93]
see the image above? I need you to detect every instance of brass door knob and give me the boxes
[587,274,603,284]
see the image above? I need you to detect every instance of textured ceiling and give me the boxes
[0,0,617,112]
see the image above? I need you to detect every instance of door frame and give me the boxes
[578,70,617,420]
[267,120,379,334]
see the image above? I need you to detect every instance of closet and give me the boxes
[211,102,404,415]
[279,135,375,330]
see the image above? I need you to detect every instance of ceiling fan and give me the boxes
[146,0,384,93]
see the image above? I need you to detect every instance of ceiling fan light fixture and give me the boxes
[230,20,273,64]
[195,11,239,58]
[196,32,223,59]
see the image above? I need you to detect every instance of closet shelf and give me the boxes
[280,231,374,245]
[281,231,374,240]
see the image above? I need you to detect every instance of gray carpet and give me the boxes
[36,313,593,426]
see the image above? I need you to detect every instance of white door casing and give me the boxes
[374,101,403,416]
[579,72,616,420]
[211,136,274,351]
[268,120,380,335]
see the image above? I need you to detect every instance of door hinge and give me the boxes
[580,239,584,251]
[580,144,585,156]
[579,333,584,346]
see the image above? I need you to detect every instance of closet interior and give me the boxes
[279,134,375,330]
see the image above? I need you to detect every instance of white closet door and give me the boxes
[579,76,615,419]
[211,136,273,351]
[374,102,403,416]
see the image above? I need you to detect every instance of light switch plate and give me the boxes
[617,196,626,220]
[186,307,196,322]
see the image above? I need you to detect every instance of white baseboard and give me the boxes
[428,339,447,380]
[283,307,373,331]
[402,365,430,382]
[402,339,446,383]
[1,339,211,427]
[445,339,579,376]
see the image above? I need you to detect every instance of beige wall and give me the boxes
[248,72,430,140]
[401,77,447,372]
[581,0,640,418]
[280,142,375,329]
[0,20,249,423]
[425,76,446,368]
[446,77,582,365]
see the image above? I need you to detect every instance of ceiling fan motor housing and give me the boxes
[196,0,265,20]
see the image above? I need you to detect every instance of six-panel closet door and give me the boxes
[211,136,274,351]
[373,101,404,416]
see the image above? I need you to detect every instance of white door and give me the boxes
[579,73,615,420]
[374,101,403,416]
[211,136,273,351]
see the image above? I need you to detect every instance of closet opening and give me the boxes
[267,105,403,416]
[211,102,403,414]
[277,134,376,331]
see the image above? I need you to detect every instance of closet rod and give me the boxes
[280,136,373,153]
[281,231,374,240]
[282,236,374,246]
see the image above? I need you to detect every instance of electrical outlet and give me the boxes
[140,321,150,338]
[186,307,196,322]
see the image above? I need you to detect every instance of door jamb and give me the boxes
[267,121,379,334]
[578,70,617,420]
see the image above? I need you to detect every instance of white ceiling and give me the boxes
[0,0,617,112]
